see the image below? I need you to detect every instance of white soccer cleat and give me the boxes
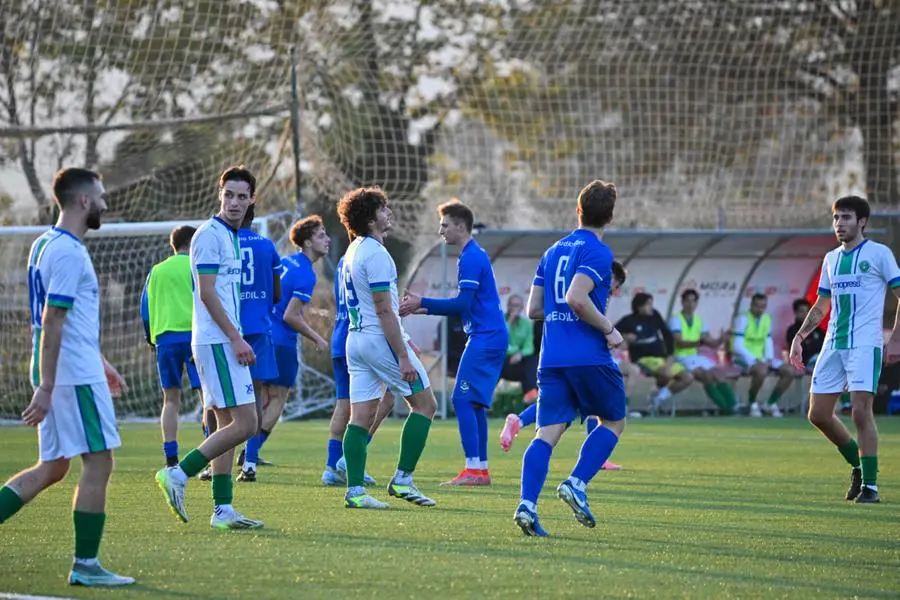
[749,402,763,418]
[155,467,188,523]
[344,491,390,509]
[210,507,264,530]
[766,404,784,418]
[68,562,135,587]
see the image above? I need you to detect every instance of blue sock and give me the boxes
[326,439,342,469]
[202,423,209,438]
[518,404,537,427]
[521,439,553,505]
[570,425,619,485]
[585,417,598,435]
[163,440,178,460]
[453,397,480,461]
[475,406,488,464]
[245,429,271,465]
[367,434,373,444]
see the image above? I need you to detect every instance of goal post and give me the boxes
[0,212,337,423]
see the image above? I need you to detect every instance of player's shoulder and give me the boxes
[863,240,892,256]
[41,229,84,261]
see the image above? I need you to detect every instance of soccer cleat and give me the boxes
[846,467,862,501]
[345,491,390,509]
[155,467,188,523]
[500,414,522,452]
[513,503,549,537]
[387,478,437,507]
[749,402,763,418]
[335,456,376,485]
[440,468,490,486]
[68,562,135,587]
[236,468,256,483]
[855,485,880,504]
[764,403,784,418]
[601,460,622,471]
[210,507,264,529]
[321,466,347,487]
[477,469,493,485]
[257,457,275,467]
[198,467,212,481]
[557,480,596,528]
[235,448,245,466]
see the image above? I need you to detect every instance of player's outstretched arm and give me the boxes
[283,297,327,350]
[527,284,544,320]
[403,288,476,317]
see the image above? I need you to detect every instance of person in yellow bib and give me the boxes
[669,289,736,414]
[616,293,693,413]
[141,225,202,468]
[731,293,796,417]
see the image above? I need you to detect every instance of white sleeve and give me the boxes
[764,335,774,361]
[879,245,900,288]
[365,249,396,292]
[668,316,681,333]
[817,255,832,297]
[45,245,84,310]
[191,229,221,275]
[732,315,755,364]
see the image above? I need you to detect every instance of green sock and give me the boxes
[837,439,860,468]
[73,510,105,560]
[861,455,878,486]
[840,392,851,407]
[0,486,25,524]
[748,387,760,404]
[717,382,737,413]
[212,474,233,507]
[343,424,369,488]
[767,388,784,406]
[179,448,210,478]
[703,383,727,411]
[397,412,433,473]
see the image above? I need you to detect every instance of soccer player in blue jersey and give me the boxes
[322,253,396,487]
[513,179,626,537]
[141,225,202,468]
[400,200,509,486]
[259,215,330,466]
[235,205,282,482]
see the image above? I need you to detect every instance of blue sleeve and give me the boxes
[457,251,481,290]
[421,288,476,316]
[140,270,151,343]
[533,255,546,287]
[576,245,611,288]
[269,241,280,271]
[292,267,315,303]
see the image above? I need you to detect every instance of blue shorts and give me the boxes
[452,343,507,408]
[156,341,200,390]
[333,356,350,399]
[536,365,626,427]
[245,333,278,382]
[268,343,299,388]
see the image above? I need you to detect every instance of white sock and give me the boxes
[865,484,878,491]
[243,461,256,472]
[348,485,366,497]
[568,476,587,492]
[519,499,537,512]
[479,460,489,470]
[465,457,480,470]
[393,469,413,485]
[656,387,672,402]
[73,557,99,567]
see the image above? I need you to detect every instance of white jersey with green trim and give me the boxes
[27,226,105,387]
[190,216,243,345]
[341,235,407,338]
[818,239,900,350]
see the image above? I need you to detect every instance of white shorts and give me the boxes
[734,356,784,374]
[346,333,430,403]
[676,355,717,372]
[810,346,882,395]
[38,382,121,461]
[192,343,256,409]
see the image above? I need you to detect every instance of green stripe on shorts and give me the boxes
[75,385,107,453]
[212,344,237,407]
[872,347,882,394]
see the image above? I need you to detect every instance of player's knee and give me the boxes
[410,391,437,419]
[678,371,694,385]
[41,458,71,486]
[807,403,830,428]
[81,451,114,482]
[162,388,182,406]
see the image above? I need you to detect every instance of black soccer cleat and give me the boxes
[855,485,880,504]
[846,467,862,501]
[236,468,257,483]
[236,448,245,467]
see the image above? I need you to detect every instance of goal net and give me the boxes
[0,215,336,422]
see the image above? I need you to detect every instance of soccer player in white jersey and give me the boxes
[790,195,900,504]
[0,168,134,586]
[338,186,437,509]
[155,165,263,529]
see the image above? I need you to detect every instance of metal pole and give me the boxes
[439,241,449,420]
[289,45,303,217]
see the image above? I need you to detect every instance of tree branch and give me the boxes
[397,1,425,117]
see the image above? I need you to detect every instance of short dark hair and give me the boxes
[337,187,388,238]
[438,199,474,233]
[577,180,617,228]
[52,168,101,208]
[681,288,699,302]
[290,215,324,249]
[218,165,256,197]
[631,292,652,314]
[832,195,870,223]
[792,298,811,312]
[169,225,196,252]
[612,260,627,286]
[751,292,767,303]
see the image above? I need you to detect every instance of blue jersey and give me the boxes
[331,256,350,358]
[271,252,316,347]
[535,229,615,369]
[239,228,281,336]
[457,239,507,345]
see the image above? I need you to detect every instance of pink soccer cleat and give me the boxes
[601,460,622,471]
[440,468,491,486]
[500,414,522,452]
